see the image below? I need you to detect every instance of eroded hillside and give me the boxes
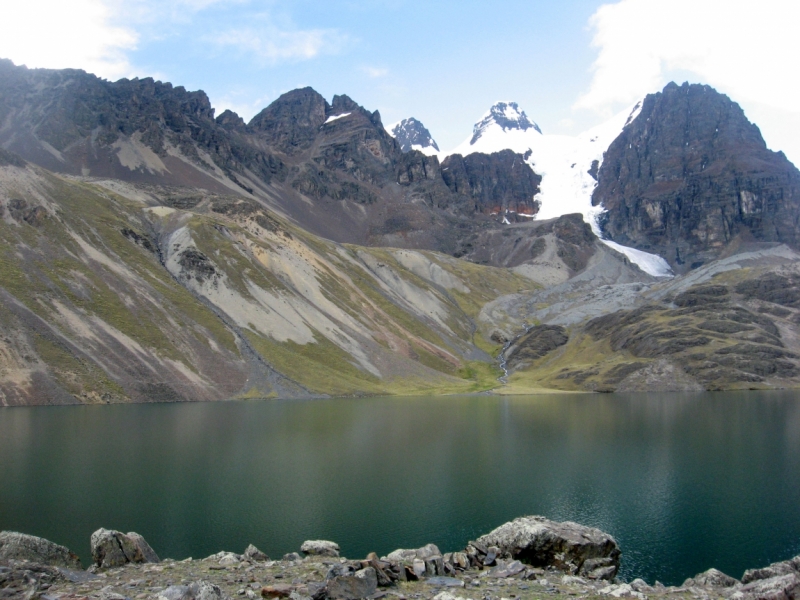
[0,155,535,405]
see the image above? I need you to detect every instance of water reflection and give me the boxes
[1,392,799,585]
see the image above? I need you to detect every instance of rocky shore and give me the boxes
[1,517,798,600]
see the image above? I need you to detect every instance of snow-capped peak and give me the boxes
[443,99,672,278]
[470,101,542,145]
[387,117,440,156]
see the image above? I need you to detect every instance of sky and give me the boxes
[1,0,799,165]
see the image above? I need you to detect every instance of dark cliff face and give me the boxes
[0,59,287,188]
[593,81,800,271]
[249,87,328,155]
[0,59,554,265]
[441,150,541,218]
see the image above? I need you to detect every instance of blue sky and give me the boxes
[2,0,800,161]
[128,0,606,147]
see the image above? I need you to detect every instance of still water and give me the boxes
[1,392,800,585]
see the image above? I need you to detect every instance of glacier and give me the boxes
[442,101,673,278]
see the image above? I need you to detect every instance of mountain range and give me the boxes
[2,58,800,405]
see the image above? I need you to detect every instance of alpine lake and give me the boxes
[1,391,799,586]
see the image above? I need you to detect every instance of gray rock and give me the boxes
[412,558,426,578]
[743,557,800,584]
[580,557,619,580]
[90,529,159,568]
[382,543,441,564]
[244,544,269,562]
[157,585,192,600]
[425,555,444,577]
[0,531,82,570]
[301,541,340,558]
[283,552,303,562]
[730,573,800,600]
[451,552,469,571]
[476,516,620,581]
[487,560,526,578]
[683,568,740,588]
[189,580,227,600]
[126,532,160,563]
[325,567,377,599]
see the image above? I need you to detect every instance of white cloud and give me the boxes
[575,0,800,164]
[209,23,348,65]
[0,0,138,80]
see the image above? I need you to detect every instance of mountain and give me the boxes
[0,60,562,267]
[444,99,673,276]
[387,117,440,155]
[4,59,800,403]
[592,82,800,273]
[0,153,537,405]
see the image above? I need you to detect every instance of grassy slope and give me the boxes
[0,165,536,403]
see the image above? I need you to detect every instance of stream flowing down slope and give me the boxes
[0,155,536,405]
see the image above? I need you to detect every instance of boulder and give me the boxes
[475,516,620,580]
[683,567,740,588]
[301,540,340,558]
[244,544,269,562]
[0,531,82,570]
[90,528,159,568]
[323,566,377,599]
[126,532,160,563]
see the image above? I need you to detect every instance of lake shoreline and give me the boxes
[2,517,800,600]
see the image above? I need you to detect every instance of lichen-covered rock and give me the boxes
[0,531,82,569]
[90,528,159,568]
[301,540,340,557]
[475,516,620,580]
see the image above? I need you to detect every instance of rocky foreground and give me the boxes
[1,517,798,600]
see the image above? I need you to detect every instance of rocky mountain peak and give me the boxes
[248,87,329,155]
[470,101,542,145]
[215,109,246,131]
[389,118,440,153]
[593,81,800,271]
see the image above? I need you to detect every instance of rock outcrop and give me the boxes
[593,82,800,273]
[0,531,82,570]
[441,150,541,219]
[474,516,621,580]
[90,528,159,568]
